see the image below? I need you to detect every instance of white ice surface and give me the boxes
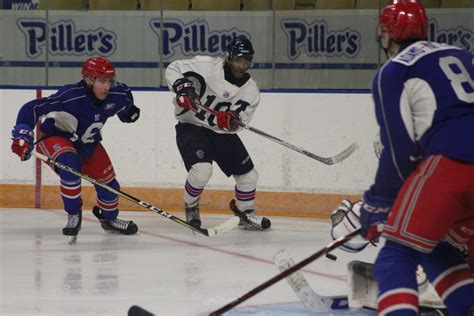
[0,208,379,315]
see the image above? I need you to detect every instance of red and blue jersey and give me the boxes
[367,41,474,202]
[15,80,135,157]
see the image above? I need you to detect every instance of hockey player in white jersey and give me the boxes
[165,37,271,230]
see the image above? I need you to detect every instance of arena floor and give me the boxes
[0,208,379,315]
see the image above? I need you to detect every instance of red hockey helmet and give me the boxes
[378,0,428,42]
[81,57,115,79]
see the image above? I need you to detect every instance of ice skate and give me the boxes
[63,210,82,244]
[229,199,271,230]
[185,203,202,228]
[92,206,138,235]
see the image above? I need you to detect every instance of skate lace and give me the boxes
[244,212,262,225]
[111,218,129,231]
[66,214,80,228]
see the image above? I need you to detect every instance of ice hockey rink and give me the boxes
[0,208,380,316]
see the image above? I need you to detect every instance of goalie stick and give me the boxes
[274,252,448,315]
[209,229,361,315]
[273,249,348,312]
[32,152,239,237]
[195,102,358,165]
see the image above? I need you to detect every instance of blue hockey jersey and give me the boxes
[15,80,136,157]
[368,41,474,201]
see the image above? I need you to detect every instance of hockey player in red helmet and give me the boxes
[81,57,116,100]
[327,0,474,314]
[11,56,141,243]
[378,0,428,56]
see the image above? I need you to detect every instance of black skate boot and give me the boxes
[229,199,271,230]
[92,206,138,235]
[63,210,82,244]
[185,203,202,228]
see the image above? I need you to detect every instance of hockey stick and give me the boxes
[128,305,154,316]
[195,102,358,165]
[32,152,239,237]
[209,229,361,315]
[274,249,349,312]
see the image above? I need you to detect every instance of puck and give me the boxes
[326,253,337,261]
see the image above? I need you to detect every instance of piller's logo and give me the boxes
[17,18,117,58]
[150,19,251,58]
[281,19,361,60]
[428,19,473,52]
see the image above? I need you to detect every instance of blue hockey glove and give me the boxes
[172,78,199,111]
[11,123,34,161]
[118,104,140,123]
[360,191,393,240]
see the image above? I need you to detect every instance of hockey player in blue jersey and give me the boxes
[354,1,474,314]
[11,57,141,243]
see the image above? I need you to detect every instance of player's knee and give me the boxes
[188,162,213,186]
[57,152,81,170]
[96,179,119,201]
[375,240,419,288]
[106,178,120,190]
[234,168,258,188]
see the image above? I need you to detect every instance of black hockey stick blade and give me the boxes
[32,152,239,237]
[209,229,361,315]
[128,305,154,316]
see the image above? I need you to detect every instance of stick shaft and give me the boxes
[195,102,356,165]
[210,229,361,315]
[33,151,214,236]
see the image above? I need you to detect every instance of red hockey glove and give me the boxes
[172,78,199,112]
[216,111,242,131]
[11,124,34,161]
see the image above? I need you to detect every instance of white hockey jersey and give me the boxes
[165,56,260,134]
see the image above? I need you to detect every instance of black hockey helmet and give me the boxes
[226,37,254,61]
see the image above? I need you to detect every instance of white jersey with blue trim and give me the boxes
[165,56,260,134]
[370,41,474,199]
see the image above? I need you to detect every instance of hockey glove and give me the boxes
[11,123,34,161]
[216,111,242,131]
[330,199,371,253]
[360,191,392,240]
[118,104,140,123]
[172,78,199,112]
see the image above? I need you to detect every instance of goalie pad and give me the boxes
[348,260,446,311]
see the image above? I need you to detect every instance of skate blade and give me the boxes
[68,235,78,244]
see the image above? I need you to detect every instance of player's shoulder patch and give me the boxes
[392,41,461,66]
